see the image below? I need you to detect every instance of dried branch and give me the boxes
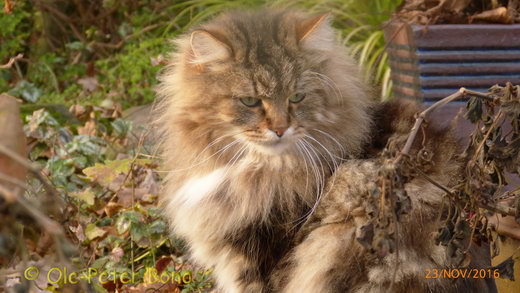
[396,88,464,163]
[91,23,161,50]
[396,87,494,163]
[395,87,518,218]
[0,53,23,69]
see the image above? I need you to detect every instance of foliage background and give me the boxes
[0,0,402,292]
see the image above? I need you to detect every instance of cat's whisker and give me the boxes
[303,134,341,170]
[296,145,311,199]
[298,140,325,217]
[294,143,310,206]
[290,141,320,228]
[162,139,240,173]
[221,143,248,179]
[296,141,321,199]
[192,129,248,162]
[311,129,347,159]
[301,137,331,177]
[302,141,328,218]
[306,70,343,105]
[302,138,330,222]
[302,135,340,218]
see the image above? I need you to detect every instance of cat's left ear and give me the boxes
[297,13,334,51]
[189,30,231,67]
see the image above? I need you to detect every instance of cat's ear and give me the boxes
[297,13,334,51]
[189,30,231,66]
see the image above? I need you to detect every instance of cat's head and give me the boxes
[157,9,372,162]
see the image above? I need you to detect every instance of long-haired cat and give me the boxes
[156,9,496,293]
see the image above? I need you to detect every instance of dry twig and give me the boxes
[0,53,23,69]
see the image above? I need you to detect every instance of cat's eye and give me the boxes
[289,93,306,103]
[240,97,261,107]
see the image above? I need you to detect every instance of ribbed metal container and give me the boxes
[384,22,520,102]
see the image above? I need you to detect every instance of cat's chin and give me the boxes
[249,140,294,156]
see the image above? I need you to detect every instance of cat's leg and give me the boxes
[273,160,378,292]
[280,223,366,293]
[183,233,267,293]
[168,197,269,293]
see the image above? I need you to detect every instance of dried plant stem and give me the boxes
[0,53,23,69]
[393,87,518,217]
[417,169,516,216]
[468,111,504,167]
[396,87,495,164]
[395,88,466,164]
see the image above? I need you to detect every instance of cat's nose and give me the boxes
[273,127,287,138]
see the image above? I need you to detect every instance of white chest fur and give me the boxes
[174,167,227,207]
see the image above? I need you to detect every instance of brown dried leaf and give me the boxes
[77,120,97,136]
[77,76,99,92]
[109,247,124,263]
[105,201,123,217]
[69,223,86,242]
[471,7,513,24]
[155,256,173,273]
[446,0,472,13]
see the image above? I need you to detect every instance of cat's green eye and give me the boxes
[240,97,261,107]
[289,93,306,103]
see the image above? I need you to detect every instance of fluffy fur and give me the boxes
[270,100,497,292]
[156,9,495,293]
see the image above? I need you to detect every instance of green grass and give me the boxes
[1,0,401,107]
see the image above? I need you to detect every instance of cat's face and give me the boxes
[158,10,371,162]
[177,11,342,156]
[220,61,333,155]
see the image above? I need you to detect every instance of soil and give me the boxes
[394,0,520,25]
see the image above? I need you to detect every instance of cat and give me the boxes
[155,9,496,293]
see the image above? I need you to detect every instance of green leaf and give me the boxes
[115,211,144,234]
[9,80,43,103]
[70,189,95,206]
[85,224,107,241]
[83,159,132,186]
[111,119,133,137]
[149,220,167,234]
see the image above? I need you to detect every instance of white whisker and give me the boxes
[312,128,348,159]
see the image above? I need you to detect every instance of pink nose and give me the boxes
[273,127,287,138]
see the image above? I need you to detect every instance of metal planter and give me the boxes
[384,21,520,102]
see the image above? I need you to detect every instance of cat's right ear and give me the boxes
[189,30,231,69]
[297,13,334,52]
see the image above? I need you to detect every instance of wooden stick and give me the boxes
[0,53,23,69]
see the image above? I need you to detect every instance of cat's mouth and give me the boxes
[251,140,293,155]
[247,135,299,155]
[238,127,301,155]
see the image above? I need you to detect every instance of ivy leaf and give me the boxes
[115,211,143,234]
[9,80,42,103]
[85,224,107,241]
[149,220,167,234]
[83,159,132,186]
[70,189,95,206]
[111,119,132,138]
